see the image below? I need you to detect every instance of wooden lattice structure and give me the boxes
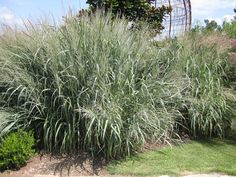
[154,0,192,38]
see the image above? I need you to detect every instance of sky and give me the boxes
[0,0,235,27]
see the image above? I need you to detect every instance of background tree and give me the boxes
[234,7,236,20]
[221,8,236,38]
[204,19,221,31]
[85,0,171,33]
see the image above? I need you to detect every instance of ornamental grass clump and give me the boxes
[0,12,235,158]
[0,13,180,158]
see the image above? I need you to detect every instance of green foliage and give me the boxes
[0,13,177,158]
[223,21,236,38]
[204,19,221,31]
[159,34,234,137]
[85,0,171,33]
[0,130,35,170]
[222,8,236,38]
[192,20,222,34]
[0,13,235,158]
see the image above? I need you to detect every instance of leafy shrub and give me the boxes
[0,12,235,158]
[0,130,35,170]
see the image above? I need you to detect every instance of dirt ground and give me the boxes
[0,153,109,177]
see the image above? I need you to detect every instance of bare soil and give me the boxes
[0,153,109,177]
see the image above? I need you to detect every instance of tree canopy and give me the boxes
[204,19,220,31]
[85,0,171,33]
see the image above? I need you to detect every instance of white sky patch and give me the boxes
[191,0,235,16]
[191,0,235,25]
[223,14,235,22]
[0,6,24,27]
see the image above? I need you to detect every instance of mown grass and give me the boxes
[108,139,236,176]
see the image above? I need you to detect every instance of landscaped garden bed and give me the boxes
[0,139,235,177]
[0,4,236,176]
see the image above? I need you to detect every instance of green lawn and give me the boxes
[107,139,236,176]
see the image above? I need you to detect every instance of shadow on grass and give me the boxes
[196,138,236,147]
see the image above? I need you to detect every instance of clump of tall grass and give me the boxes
[0,13,181,158]
[0,12,235,158]
[159,33,235,137]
